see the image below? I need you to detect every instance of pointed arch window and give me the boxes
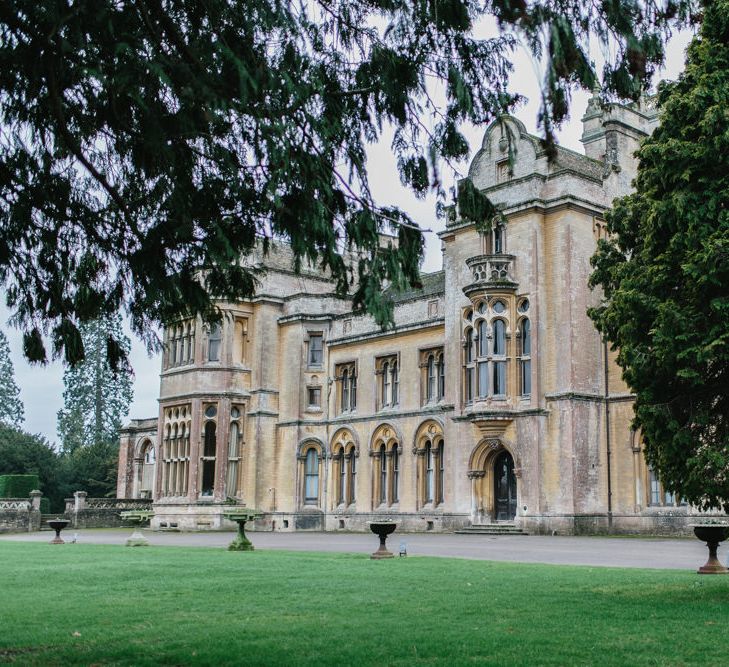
[437,353,445,401]
[425,443,434,503]
[377,355,399,409]
[427,355,436,401]
[519,317,531,396]
[464,328,474,404]
[207,323,222,362]
[201,412,217,497]
[379,444,387,505]
[304,448,319,504]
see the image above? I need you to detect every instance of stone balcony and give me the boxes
[463,254,517,297]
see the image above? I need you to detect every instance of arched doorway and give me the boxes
[494,450,517,521]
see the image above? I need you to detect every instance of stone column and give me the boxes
[73,491,87,528]
[29,490,43,532]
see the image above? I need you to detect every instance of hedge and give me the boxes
[0,474,40,498]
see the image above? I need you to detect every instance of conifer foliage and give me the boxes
[589,0,729,510]
[0,0,695,364]
[57,315,134,453]
[0,329,24,428]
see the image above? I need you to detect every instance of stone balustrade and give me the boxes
[463,254,517,296]
[64,492,153,528]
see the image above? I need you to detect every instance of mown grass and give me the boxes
[1,541,728,666]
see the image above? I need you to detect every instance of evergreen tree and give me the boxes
[0,0,697,365]
[0,329,24,427]
[589,0,729,510]
[57,315,134,453]
[0,424,63,510]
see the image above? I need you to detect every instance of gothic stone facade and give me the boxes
[117,99,696,535]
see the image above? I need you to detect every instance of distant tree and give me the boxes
[589,0,729,510]
[60,440,119,499]
[0,424,63,510]
[57,315,134,452]
[0,0,697,365]
[0,330,24,427]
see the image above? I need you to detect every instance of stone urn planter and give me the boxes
[120,510,155,547]
[368,521,397,559]
[47,518,70,545]
[223,509,263,551]
[691,524,729,574]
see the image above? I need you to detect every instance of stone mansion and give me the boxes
[117,95,695,535]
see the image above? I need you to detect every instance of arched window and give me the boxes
[437,440,445,504]
[493,225,504,253]
[493,319,507,396]
[478,320,488,357]
[139,441,156,498]
[464,328,474,404]
[520,317,531,396]
[425,443,434,503]
[338,449,346,505]
[382,361,390,407]
[226,406,242,497]
[342,368,349,412]
[208,323,222,362]
[161,407,191,497]
[201,419,217,497]
[427,355,436,401]
[348,448,357,505]
[391,361,399,406]
[304,448,319,504]
[437,353,445,400]
[415,422,444,507]
[391,447,399,503]
[379,444,387,505]
[493,319,506,355]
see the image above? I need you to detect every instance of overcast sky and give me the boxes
[1,27,694,446]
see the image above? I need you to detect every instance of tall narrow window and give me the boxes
[349,372,357,410]
[208,324,222,362]
[464,329,474,404]
[478,320,488,357]
[226,406,241,497]
[170,327,178,366]
[176,328,185,365]
[338,452,346,505]
[427,355,436,401]
[382,361,390,407]
[304,449,319,504]
[493,225,505,254]
[391,447,399,503]
[391,362,399,405]
[342,368,349,412]
[425,443,434,503]
[348,450,356,504]
[520,317,531,396]
[379,444,387,505]
[308,334,323,366]
[437,440,445,504]
[437,353,445,400]
[493,319,507,396]
[201,420,217,496]
[493,320,506,355]
[478,361,489,398]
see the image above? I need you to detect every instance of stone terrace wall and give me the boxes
[64,492,153,528]
[0,493,42,533]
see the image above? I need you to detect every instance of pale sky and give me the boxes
[1,27,694,445]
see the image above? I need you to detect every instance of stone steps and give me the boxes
[455,523,528,535]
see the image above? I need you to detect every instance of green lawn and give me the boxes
[2,542,728,666]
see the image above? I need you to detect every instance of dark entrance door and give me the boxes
[494,451,517,521]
